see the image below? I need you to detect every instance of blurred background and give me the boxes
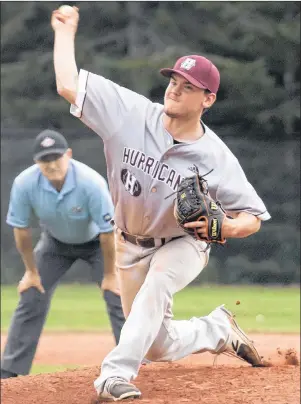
[1,1,300,286]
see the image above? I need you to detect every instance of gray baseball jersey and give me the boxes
[71,70,270,238]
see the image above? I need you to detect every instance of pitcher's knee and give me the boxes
[144,273,173,298]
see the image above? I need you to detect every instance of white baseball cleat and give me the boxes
[98,377,141,401]
[219,305,264,367]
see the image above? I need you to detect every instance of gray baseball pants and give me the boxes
[1,231,125,376]
[94,230,231,393]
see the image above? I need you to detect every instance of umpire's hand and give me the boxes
[18,271,45,295]
[101,274,121,296]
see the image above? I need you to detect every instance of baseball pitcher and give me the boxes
[51,6,271,401]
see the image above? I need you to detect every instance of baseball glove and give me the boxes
[174,173,227,245]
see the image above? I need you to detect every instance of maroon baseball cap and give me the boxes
[160,55,220,94]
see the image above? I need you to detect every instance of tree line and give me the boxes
[1,2,300,284]
[1,1,300,138]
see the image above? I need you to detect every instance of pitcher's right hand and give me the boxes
[51,6,79,35]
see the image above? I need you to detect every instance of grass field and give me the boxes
[1,284,300,333]
[31,364,80,374]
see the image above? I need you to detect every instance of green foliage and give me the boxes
[1,1,300,135]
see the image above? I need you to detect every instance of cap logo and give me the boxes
[71,206,82,213]
[180,58,196,71]
[40,137,55,148]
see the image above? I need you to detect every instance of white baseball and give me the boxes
[256,314,265,323]
[58,5,74,16]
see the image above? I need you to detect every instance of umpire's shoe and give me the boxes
[220,305,264,367]
[0,369,18,379]
[99,377,141,401]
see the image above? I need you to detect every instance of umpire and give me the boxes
[1,129,125,379]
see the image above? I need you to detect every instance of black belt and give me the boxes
[121,231,182,248]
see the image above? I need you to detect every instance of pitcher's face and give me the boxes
[164,73,216,119]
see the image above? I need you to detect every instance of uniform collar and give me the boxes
[161,111,207,145]
[39,161,76,196]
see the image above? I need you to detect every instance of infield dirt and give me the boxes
[1,333,300,404]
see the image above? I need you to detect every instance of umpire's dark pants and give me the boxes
[1,231,125,376]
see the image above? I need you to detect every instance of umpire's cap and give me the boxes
[33,130,69,161]
[160,55,220,94]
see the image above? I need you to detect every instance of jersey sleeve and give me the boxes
[216,157,271,221]
[70,69,150,141]
[88,176,115,233]
[6,179,33,228]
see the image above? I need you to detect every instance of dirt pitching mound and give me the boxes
[1,362,300,404]
[1,333,300,404]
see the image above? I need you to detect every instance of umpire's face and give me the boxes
[36,149,72,184]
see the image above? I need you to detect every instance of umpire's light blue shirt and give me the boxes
[7,159,114,244]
